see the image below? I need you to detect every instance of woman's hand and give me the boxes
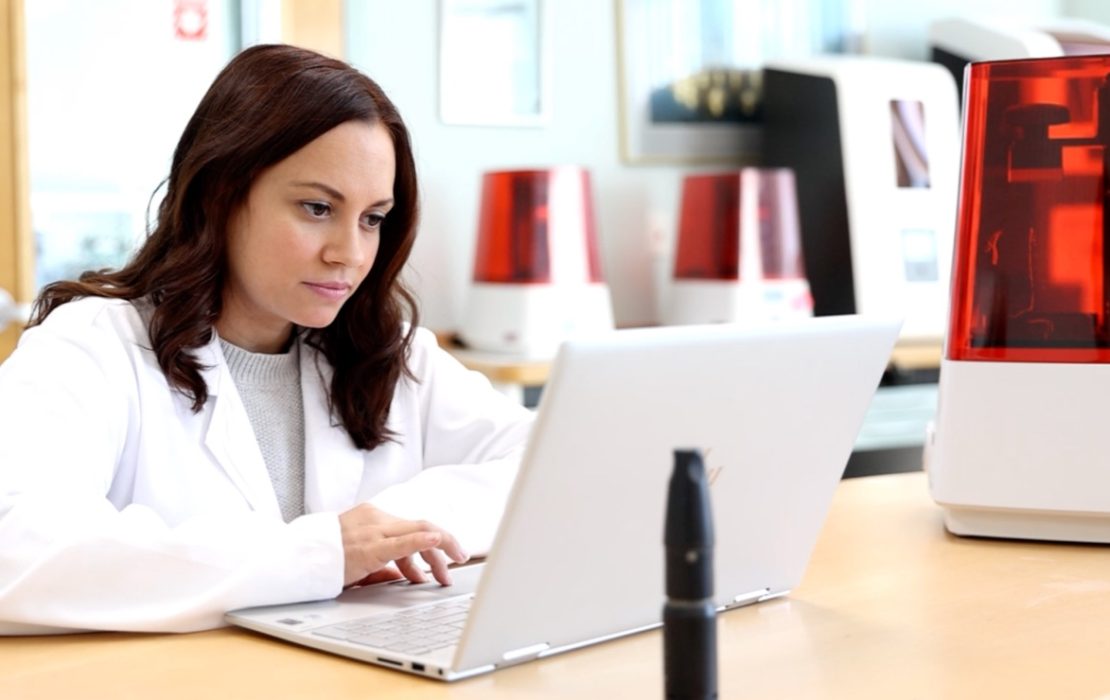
[337,503,468,587]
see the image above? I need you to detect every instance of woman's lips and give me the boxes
[304,281,351,301]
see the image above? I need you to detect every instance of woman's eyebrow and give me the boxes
[291,180,346,202]
[291,180,394,208]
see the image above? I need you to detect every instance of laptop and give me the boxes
[226,315,900,681]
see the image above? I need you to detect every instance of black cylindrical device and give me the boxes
[663,448,717,699]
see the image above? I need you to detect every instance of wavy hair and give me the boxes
[28,44,421,450]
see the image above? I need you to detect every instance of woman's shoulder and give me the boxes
[406,324,438,347]
[405,324,446,354]
[398,324,450,379]
[34,296,149,344]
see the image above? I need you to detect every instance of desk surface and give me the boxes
[3,472,1108,699]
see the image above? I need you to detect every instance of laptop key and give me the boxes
[310,596,473,653]
[312,627,356,641]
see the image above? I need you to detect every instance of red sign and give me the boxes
[174,0,208,41]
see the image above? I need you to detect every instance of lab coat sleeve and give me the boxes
[367,328,535,555]
[0,305,343,634]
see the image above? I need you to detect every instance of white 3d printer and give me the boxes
[761,56,960,342]
[927,53,1110,542]
[662,168,813,326]
[930,16,1110,100]
[459,167,613,358]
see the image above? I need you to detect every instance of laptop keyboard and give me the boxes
[312,596,473,655]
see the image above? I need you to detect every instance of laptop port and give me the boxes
[412,663,426,672]
[375,657,403,667]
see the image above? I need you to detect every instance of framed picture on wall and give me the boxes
[438,0,552,127]
[617,0,862,165]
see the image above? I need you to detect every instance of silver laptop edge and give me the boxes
[227,315,901,681]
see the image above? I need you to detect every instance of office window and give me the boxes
[25,0,242,288]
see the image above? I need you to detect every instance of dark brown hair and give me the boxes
[28,44,420,450]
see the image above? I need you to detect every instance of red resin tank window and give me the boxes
[949,55,1110,362]
[672,169,806,282]
[673,173,741,280]
[472,169,602,285]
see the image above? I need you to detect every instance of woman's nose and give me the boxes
[323,221,367,267]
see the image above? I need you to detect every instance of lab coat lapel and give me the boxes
[300,340,364,513]
[197,339,283,518]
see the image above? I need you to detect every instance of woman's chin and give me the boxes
[296,311,342,330]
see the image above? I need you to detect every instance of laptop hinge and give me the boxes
[724,587,772,610]
[502,642,551,664]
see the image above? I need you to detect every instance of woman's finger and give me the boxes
[377,520,468,565]
[377,518,440,539]
[436,532,468,565]
[394,554,427,584]
[346,566,405,588]
[374,531,441,566]
[418,547,452,586]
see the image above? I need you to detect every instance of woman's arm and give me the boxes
[366,328,535,556]
[0,302,343,634]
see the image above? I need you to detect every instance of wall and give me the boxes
[347,0,685,332]
[862,0,1061,59]
[24,1,240,289]
[346,0,1071,333]
[1063,0,1110,24]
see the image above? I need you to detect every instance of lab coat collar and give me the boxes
[195,337,282,518]
[194,332,364,516]
[299,338,364,513]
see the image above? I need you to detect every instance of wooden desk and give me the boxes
[3,473,1107,699]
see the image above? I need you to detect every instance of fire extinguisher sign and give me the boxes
[174,0,208,41]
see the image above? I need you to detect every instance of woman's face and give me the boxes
[217,120,396,353]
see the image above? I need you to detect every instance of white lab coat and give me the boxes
[0,297,534,634]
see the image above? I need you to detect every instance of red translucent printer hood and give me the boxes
[949,54,1110,363]
[672,169,806,282]
[471,168,603,285]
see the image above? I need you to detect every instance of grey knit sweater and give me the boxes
[218,338,306,523]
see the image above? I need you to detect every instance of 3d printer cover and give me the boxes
[471,168,603,285]
[950,54,1110,362]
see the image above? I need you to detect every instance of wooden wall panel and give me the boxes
[282,0,344,58]
[0,0,31,362]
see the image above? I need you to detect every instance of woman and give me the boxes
[0,45,533,634]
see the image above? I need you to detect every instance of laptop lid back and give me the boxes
[454,315,900,671]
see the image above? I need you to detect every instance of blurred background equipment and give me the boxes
[459,167,614,357]
[761,55,960,344]
[662,167,812,326]
[929,16,1110,101]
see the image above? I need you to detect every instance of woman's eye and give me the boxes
[362,212,386,229]
[302,201,331,218]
